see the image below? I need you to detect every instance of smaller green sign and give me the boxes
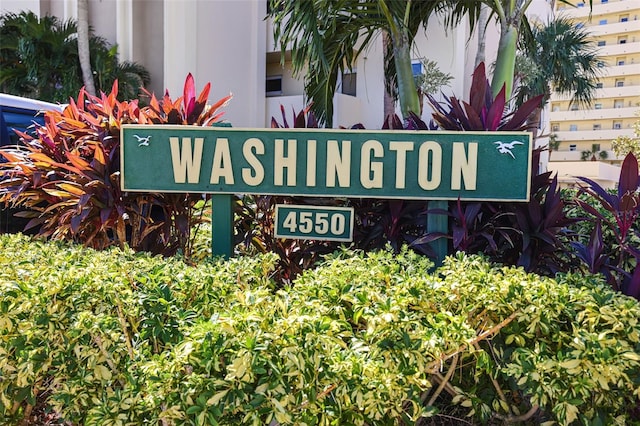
[274,205,354,242]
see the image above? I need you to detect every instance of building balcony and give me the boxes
[550,149,623,161]
[559,1,638,18]
[547,160,621,189]
[601,63,640,77]
[551,85,640,101]
[598,41,640,57]
[553,128,634,142]
[587,20,639,37]
[550,106,638,121]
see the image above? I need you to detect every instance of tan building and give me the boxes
[549,0,640,188]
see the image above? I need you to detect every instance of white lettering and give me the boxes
[418,141,442,190]
[451,142,477,190]
[360,139,384,189]
[274,138,297,186]
[389,141,413,189]
[169,137,203,184]
[210,138,234,184]
[306,139,317,187]
[242,138,265,186]
[326,140,351,187]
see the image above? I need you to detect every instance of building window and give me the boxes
[619,37,627,44]
[620,16,629,22]
[552,125,560,132]
[569,144,577,151]
[600,0,607,3]
[616,80,625,87]
[576,23,584,29]
[570,104,579,111]
[570,124,578,131]
[266,75,283,97]
[341,71,357,97]
[593,124,601,130]
[577,2,584,7]
[597,61,605,68]
[618,60,625,66]
[596,82,604,88]
[411,61,423,76]
[614,99,624,108]
[599,19,608,25]
[613,121,622,129]
[595,103,603,109]
[552,104,560,112]
[597,40,606,46]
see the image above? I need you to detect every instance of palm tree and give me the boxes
[268,0,480,127]
[0,11,80,102]
[77,0,97,95]
[90,37,151,101]
[481,0,593,98]
[0,11,150,103]
[515,16,601,136]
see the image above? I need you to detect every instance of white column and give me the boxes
[62,0,77,20]
[246,0,267,127]
[116,0,133,62]
[163,0,198,96]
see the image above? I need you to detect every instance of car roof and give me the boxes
[0,93,64,112]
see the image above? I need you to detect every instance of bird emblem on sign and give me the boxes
[494,140,523,159]
[133,134,152,147]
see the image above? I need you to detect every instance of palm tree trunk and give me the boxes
[391,29,421,121]
[474,4,489,68]
[77,0,96,96]
[491,22,518,98]
[382,31,396,122]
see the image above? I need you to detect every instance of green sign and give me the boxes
[274,205,354,241]
[121,126,532,201]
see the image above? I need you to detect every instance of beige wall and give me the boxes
[1,0,41,14]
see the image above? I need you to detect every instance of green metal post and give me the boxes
[211,193,234,259]
[427,200,448,267]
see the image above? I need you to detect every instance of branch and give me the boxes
[427,353,459,406]
[425,310,519,374]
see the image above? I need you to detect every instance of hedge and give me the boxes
[0,234,639,425]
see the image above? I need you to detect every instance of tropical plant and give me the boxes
[268,0,481,126]
[515,16,601,136]
[0,74,231,257]
[573,153,640,299]
[91,39,151,102]
[612,111,640,158]
[427,62,542,132]
[482,0,594,98]
[424,64,576,276]
[413,58,453,114]
[0,11,80,102]
[0,11,150,103]
[516,16,600,108]
[548,133,560,160]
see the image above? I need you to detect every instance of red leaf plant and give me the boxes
[0,75,231,256]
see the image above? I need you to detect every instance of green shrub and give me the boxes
[1,234,639,425]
